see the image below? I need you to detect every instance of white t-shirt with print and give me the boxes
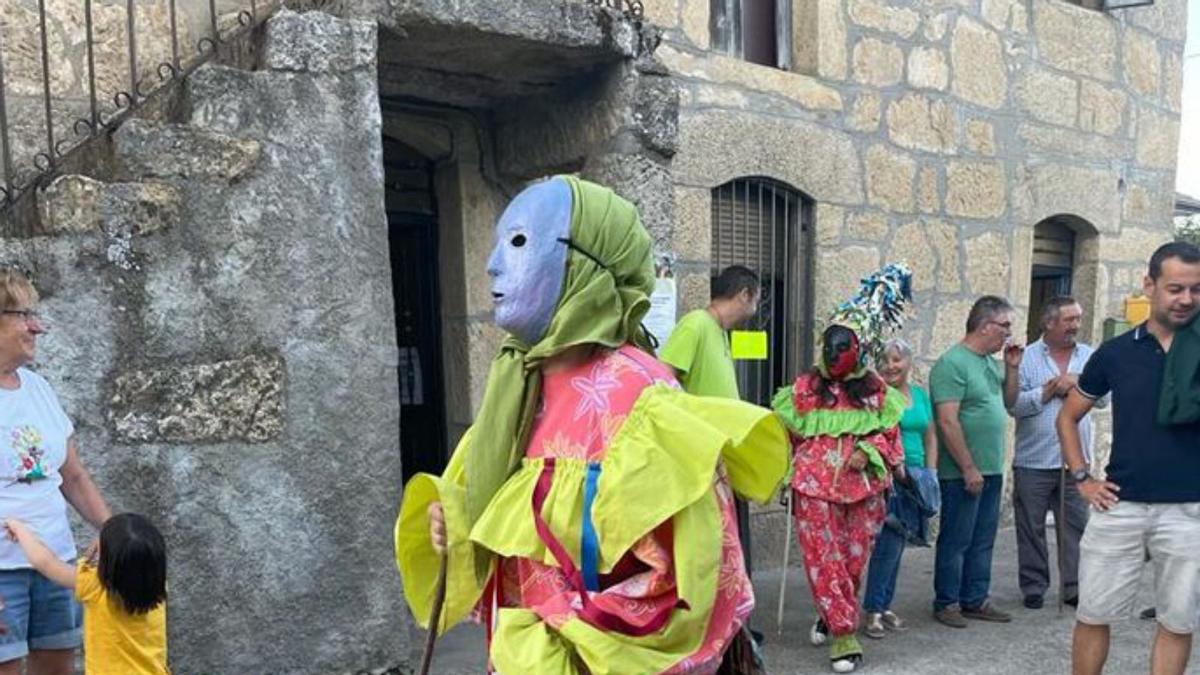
[0,368,77,568]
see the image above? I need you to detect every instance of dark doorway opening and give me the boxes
[1027,218,1077,344]
[386,136,448,482]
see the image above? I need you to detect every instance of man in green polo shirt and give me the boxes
[660,265,759,399]
[930,295,1024,629]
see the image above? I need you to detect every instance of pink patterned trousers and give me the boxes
[793,493,887,636]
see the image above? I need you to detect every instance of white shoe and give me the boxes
[863,612,885,639]
[810,617,829,646]
[882,610,907,631]
[831,655,862,673]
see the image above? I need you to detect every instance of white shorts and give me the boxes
[1076,501,1200,634]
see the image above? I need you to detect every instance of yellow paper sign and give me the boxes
[731,331,768,360]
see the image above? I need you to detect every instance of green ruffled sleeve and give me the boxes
[773,384,907,438]
[394,428,489,636]
[661,390,791,504]
[857,440,889,479]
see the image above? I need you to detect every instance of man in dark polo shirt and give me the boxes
[1057,241,1200,675]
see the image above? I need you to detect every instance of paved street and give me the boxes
[413,525,1199,674]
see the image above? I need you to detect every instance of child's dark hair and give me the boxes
[98,513,167,615]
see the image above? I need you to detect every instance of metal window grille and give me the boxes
[711,177,813,407]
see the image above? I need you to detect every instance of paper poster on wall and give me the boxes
[731,330,768,360]
[644,255,678,347]
[645,277,677,347]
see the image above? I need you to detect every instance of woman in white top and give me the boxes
[0,267,111,675]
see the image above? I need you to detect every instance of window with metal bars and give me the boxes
[711,177,813,406]
[709,0,792,69]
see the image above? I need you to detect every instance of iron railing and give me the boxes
[0,0,646,218]
[0,0,334,214]
[587,0,645,18]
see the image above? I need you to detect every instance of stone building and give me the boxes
[0,0,1187,671]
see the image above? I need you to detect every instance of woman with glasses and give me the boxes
[862,338,940,639]
[0,268,112,674]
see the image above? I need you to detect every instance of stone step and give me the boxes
[260,9,375,74]
[183,64,272,138]
[38,174,181,238]
[113,118,262,183]
[184,9,376,139]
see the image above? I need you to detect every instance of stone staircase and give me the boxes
[35,8,372,243]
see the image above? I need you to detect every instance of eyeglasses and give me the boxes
[1,309,42,324]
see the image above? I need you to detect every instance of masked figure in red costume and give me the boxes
[773,265,913,673]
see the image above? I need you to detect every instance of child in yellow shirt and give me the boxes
[6,513,168,674]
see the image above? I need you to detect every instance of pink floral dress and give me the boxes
[481,344,754,673]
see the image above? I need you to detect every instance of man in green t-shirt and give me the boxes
[660,265,759,399]
[660,265,761,654]
[929,295,1023,629]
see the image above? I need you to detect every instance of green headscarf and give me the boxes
[463,175,655,581]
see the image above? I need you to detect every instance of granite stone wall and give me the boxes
[7,10,407,672]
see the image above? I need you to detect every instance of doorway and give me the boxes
[386,136,449,481]
[1027,218,1077,343]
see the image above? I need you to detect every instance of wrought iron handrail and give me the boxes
[587,0,645,19]
[0,0,643,218]
[0,0,333,215]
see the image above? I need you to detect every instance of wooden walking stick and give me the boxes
[777,488,793,635]
[1055,466,1067,615]
[419,554,450,675]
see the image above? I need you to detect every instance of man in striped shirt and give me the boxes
[1008,296,1102,610]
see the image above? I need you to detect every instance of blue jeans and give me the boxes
[934,476,1003,610]
[0,563,82,663]
[863,523,906,612]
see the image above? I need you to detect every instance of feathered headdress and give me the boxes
[826,263,914,366]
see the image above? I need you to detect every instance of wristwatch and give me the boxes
[1070,467,1091,483]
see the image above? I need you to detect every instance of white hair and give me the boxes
[881,337,913,361]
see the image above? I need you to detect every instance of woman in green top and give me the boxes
[862,338,939,638]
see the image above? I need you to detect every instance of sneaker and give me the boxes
[962,602,1012,623]
[934,605,969,628]
[863,613,886,639]
[882,611,907,631]
[830,635,864,673]
[1023,594,1044,610]
[831,654,863,673]
[810,617,829,646]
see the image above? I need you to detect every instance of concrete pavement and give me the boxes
[411,526,1198,673]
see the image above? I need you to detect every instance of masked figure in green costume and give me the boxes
[395,176,790,674]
